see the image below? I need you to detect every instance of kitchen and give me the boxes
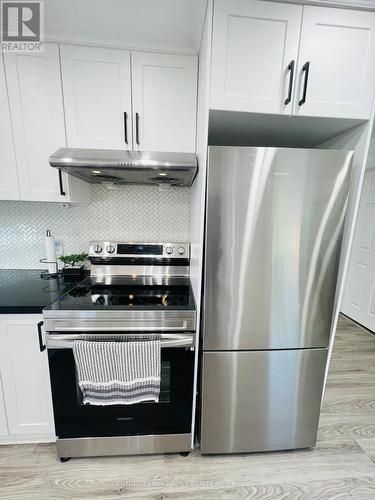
[1,0,375,498]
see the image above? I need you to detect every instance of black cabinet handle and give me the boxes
[284,60,295,105]
[299,61,310,106]
[37,321,46,352]
[58,169,66,196]
[135,112,140,145]
[123,112,128,145]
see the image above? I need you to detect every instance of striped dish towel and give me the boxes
[73,338,161,406]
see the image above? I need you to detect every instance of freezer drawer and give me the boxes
[200,348,327,454]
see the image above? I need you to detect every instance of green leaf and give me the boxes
[58,252,89,267]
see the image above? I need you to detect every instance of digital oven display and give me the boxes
[117,244,163,255]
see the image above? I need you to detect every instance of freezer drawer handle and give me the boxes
[284,60,295,105]
[299,61,310,106]
[37,321,46,352]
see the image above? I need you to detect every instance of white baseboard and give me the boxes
[0,435,56,445]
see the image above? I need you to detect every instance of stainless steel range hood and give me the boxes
[49,148,198,187]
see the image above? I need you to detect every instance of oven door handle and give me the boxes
[45,333,195,350]
[43,318,194,332]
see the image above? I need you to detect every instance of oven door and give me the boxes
[47,333,195,439]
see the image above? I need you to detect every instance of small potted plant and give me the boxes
[59,252,88,279]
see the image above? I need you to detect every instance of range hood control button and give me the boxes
[93,245,102,254]
[106,245,115,254]
[178,247,185,255]
[165,246,173,255]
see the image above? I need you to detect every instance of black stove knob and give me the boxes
[96,295,105,305]
[93,244,102,254]
[106,245,115,254]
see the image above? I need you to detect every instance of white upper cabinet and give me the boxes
[294,7,375,119]
[210,0,303,115]
[0,56,19,201]
[131,52,197,152]
[210,1,375,120]
[61,46,198,153]
[4,44,67,202]
[4,44,90,203]
[60,45,132,150]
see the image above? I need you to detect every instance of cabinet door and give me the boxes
[4,44,69,202]
[210,0,302,114]
[201,349,327,454]
[294,7,375,119]
[60,45,132,149]
[0,316,55,437]
[0,55,20,200]
[131,52,197,153]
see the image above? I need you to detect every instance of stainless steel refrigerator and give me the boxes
[200,146,353,454]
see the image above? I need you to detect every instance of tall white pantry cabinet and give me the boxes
[190,0,375,445]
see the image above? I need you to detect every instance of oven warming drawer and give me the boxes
[56,434,192,458]
[43,310,196,332]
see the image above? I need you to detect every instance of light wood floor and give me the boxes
[1,315,375,499]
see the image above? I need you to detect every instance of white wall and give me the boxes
[44,0,207,54]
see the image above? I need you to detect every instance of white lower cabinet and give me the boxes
[0,315,55,443]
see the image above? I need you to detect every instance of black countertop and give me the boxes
[0,269,89,314]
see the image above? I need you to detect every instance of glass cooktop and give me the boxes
[44,276,196,312]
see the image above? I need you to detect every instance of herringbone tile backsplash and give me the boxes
[0,185,191,269]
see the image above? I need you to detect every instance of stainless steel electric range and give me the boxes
[41,242,196,460]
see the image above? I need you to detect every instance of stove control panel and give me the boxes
[89,242,189,259]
